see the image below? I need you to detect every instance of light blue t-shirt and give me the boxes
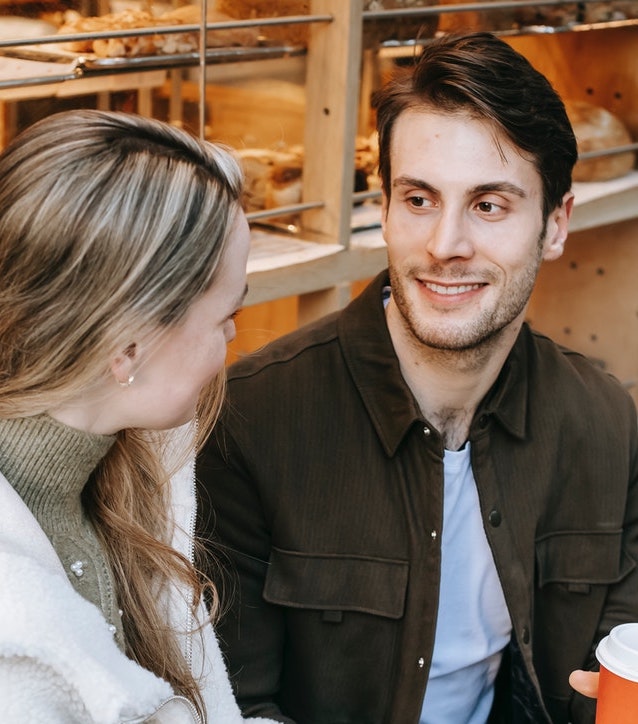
[420,444,512,724]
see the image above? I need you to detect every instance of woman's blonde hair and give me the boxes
[0,109,244,718]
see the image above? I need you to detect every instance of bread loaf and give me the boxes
[57,5,259,57]
[215,0,310,45]
[160,5,261,48]
[565,101,635,182]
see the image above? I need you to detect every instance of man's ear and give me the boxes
[542,191,574,261]
[110,343,138,387]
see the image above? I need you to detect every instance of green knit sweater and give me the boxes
[0,414,126,649]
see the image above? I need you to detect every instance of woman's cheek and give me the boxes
[224,319,237,344]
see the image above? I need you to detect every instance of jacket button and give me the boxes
[417,657,425,668]
[522,627,530,644]
[478,414,490,428]
[423,426,431,437]
[488,509,502,527]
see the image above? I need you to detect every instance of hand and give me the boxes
[569,670,599,698]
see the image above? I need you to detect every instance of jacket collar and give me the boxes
[0,470,67,577]
[338,271,530,456]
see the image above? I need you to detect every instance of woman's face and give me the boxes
[123,211,250,430]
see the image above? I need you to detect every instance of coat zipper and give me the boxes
[184,417,198,673]
[128,694,202,723]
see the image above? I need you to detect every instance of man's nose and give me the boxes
[425,209,474,260]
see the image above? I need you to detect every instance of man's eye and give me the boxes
[477,198,508,213]
[408,195,426,207]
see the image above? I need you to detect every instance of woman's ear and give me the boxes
[542,191,574,261]
[110,343,138,387]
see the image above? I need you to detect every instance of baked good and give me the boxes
[236,147,304,214]
[160,5,260,48]
[355,132,380,193]
[565,101,635,182]
[58,8,196,56]
[512,3,579,27]
[582,1,638,22]
[439,0,583,27]
[237,135,380,216]
[215,0,310,45]
[363,0,438,47]
[57,5,259,57]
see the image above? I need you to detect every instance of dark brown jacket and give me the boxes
[198,271,638,724]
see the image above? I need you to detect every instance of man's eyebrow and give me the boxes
[392,176,438,194]
[471,182,527,198]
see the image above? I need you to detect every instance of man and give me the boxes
[198,32,638,724]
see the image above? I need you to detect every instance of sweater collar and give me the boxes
[0,414,115,519]
[338,271,530,456]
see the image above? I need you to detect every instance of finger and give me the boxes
[569,670,600,699]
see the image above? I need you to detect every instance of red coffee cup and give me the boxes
[595,623,638,723]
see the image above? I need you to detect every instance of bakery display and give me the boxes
[565,101,636,182]
[55,4,261,57]
[2,1,635,195]
[236,134,380,218]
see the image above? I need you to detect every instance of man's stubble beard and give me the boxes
[387,230,547,361]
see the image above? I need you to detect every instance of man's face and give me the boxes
[382,109,571,352]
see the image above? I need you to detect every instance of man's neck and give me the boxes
[388,316,520,451]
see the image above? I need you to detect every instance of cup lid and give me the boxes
[596,623,638,682]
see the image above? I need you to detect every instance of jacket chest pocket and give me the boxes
[264,547,409,617]
[536,530,635,593]
[263,547,410,722]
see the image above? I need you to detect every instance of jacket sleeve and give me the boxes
[0,657,91,724]
[197,422,296,724]
[569,394,638,724]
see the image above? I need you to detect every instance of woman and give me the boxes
[0,109,273,723]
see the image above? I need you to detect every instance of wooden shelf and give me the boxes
[570,172,638,232]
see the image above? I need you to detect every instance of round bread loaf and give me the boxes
[160,5,261,47]
[565,101,635,182]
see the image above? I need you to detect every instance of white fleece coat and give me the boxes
[0,436,274,724]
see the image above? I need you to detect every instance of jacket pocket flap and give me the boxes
[263,547,408,619]
[536,530,635,587]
